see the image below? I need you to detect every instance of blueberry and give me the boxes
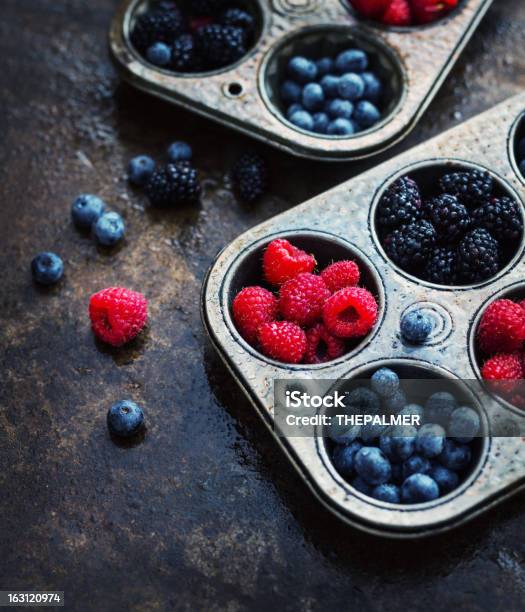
[327,118,355,136]
[360,421,389,443]
[287,56,318,83]
[402,454,432,480]
[107,400,144,438]
[146,42,172,67]
[380,425,417,462]
[371,367,399,398]
[316,57,334,76]
[302,83,324,111]
[416,423,446,458]
[335,49,368,74]
[429,464,459,494]
[361,71,382,102]
[401,474,439,503]
[289,109,314,131]
[351,475,372,495]
[325,98,354,120]
[312,112,330,134]
[332,440,363,477]
[344,387,381,415]
[71,194,106,229]
[354,100,381,128]
[320,74,340,98]
[354,447,391,485]
[128,155,155,186]
[167,141,192,162]
[371,483,401,504]
[328,419,361,445]
[286,103,304,119]
[448,406,480,443]
[93,211,125,246]
[280,80,302,104]
[400,309,433,344]
[399,404,425,427]
[519,159,525,177]
[31,252,64,285]
[337,73,365,101]
[384,388,407,413]
[425,392,457,426]
[438,439,472,471]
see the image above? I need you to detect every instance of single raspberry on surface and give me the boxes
[411,0,458,24]
[278,273,330,327]
[477,299,525,355]
[89,287,148,347]
[323,287,378,338]
[481,352,524,395]
[233,286,278,345]
[304,322,346,364]
[258,321,307,364]
[321,260,360,292]
[383,0,412,25]
[263,239,316,286]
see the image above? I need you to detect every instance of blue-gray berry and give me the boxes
[31,252,64,285]
[332,440,363,477]
[287,56,318,83]
[438,439,472,471]
[327,118,355,136]
[401,474,439,503]
[320,74,340,98]
[416,423,446,458]
[107,400,144,438]
[354,447,392,485]
[280,80,302,104]
[344,387,381,415]
[167,141,192,162]
[429,464,459,494]
[335,49,368,73]
[371,367,400,398]
[399,404,425,427]
[146,42,172,66]
[425,392,457,426]
[312,112,330,134]
[353,100,381,128]
[380,425,417,462]
[93,211,125,246]
[361,72,382,102]
[302,83,324,111]
[286,103,304,119]
[384,388,407,413]
[289,109,314,131]
[128,155,156,186]
[402,454,432,480]
[448,406,480,443]
[71,194,106,229]
[371,483,401,504]
[337,73,365,101]
[325,98,354,120]
[400,310,433,344]
[316,57,334,76]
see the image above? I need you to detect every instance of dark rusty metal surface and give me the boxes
[1,0,525,610]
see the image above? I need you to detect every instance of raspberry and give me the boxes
[411,0,458,24]
[232,286,278,344]
[349,0,390,18]
[89,287,148,347]
[377,176,422,229]
[321,260,360,292]
[258,321,307,364]
[304,322,346,364]
[481,353,524,395]
[278,273,330,327]
[383,0,412,25]
[423,194,470,242]
[477,299,525,355]
[323,287,378,338]
[263,239,316,286]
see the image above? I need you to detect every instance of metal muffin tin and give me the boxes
[109,0,493,161]
[201,93,525,537]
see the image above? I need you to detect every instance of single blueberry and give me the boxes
[384,388,407,414]
[399,404,425,427]
[128,155,155,186]
[325,98,354,120]
[429,464,460,494]
[380,425,417,462]
[416,423,446,458]
[107,400,145,438]
[280,80,302,104]
[449,406,480,443]
[93,211,125,246]
[146,42,172,67]
[371,367,400,398]
[519,159,525,177]
[71,194,106,229]
[351,475,372,495]
[354,447,392,485]
[337,73,365,101]
[167,141,192,162]
[360,420,389,444]
[371,483,401,504]
[320,74,340,98]
[401,474,440,503]
[400,309,433,344]
[344,387,381,415]
[302,83,325,111]
[31,252,64,285]
[402,454,432,480]
[335,49,368,74]
[438,439,472,471]
[354,100,381,128]
[286,103,304,119]
[312,112,330,134]
[361,71,382,102]
[327,118,355,136]
[332,440,363,477]
[316,57,334,76]
[287,56,318,83]
[289,109,314,131]
[425,392,457,426]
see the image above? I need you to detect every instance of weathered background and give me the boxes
[1,1,524,610]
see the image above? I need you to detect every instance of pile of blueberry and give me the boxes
[329,367,481,504]
[516,132,525,178]
[131,0,257,72]
[279,48,385,136]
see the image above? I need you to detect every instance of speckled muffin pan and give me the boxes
[201,93,525,537]
[109,0,493,161]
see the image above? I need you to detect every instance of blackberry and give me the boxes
[194,25,246,70]
[172,34,200,72]
[145,163,201,206]
[424,248,458,285]
[220,8,255,38]
[440,169,493,207]
[232,153,268,203]
[471,196,523,242]
[423,194,470,242]
[131,9,186,53]
[377,176,422,229]
[457,228,499,283]
[383,220,437,270]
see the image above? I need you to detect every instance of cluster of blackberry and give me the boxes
[377,170,523,285]
[131,1,256,72]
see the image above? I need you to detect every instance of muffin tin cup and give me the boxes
[202,93,525,537]
[110,0,494,161]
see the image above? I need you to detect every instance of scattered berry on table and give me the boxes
[377,176,422,229]
[400,309,433,344]
[232,286,278,345]
[167,141,193,162]
[146,162,201,206]
[146,41,172,66]
[304,322,346,364]
[31,252,64,285]
[128,155,156,186]
[107,400,145,438]
[262,238,316,286]
[257,321,307,364]
[93,211,125,246]
[232,152,268,203]
[279,273,331,327]
[323,287,378,338]
[320,260,360,292]
[71,194,106,229]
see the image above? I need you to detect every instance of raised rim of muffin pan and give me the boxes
[508,110,525,187]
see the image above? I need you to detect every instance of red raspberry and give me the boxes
[258,321,307,364]
[477,299,525,355]
[349,0,390,18]
[279,273,330,327]
[321,260,360,293]
[383,0,412,25]
[262,239,316,286]
[323,287,378,338]
[89,287,148,347]
[232,286,278,345]
[410,0,458,24]
[481,352,524,395]
[304,322,346,364]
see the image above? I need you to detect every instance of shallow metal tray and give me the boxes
[109,0,494,161]
[201,93,525,537]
